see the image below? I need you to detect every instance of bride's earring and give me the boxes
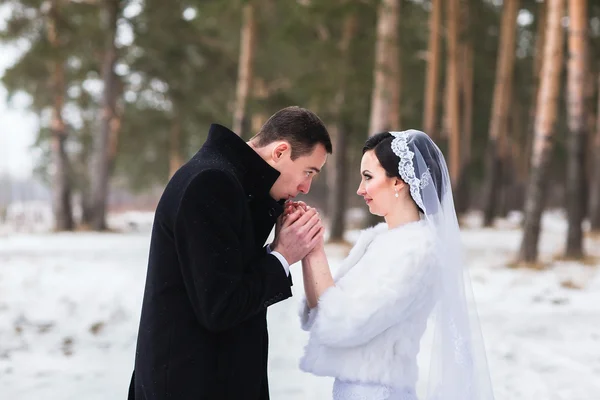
[394,188,399,198]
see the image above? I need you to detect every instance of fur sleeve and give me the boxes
[309,228,436,347]
[299,297,318,331]
[298,224,384,332]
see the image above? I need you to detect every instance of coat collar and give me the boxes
[203,124,282,202]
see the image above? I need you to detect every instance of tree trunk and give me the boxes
[519,0,565,263]
[482,0,520,227]
[47,0,74,231]
[390,0,401,130]
[328,14,357,242]
[564,0,588,258]
[590,75,600,232]
[89,0,120,231]
[441,69,450,140]
[366,0,400,227]
[251,78,268,134]
[522,1,548,186]
[584,65,597,202]
[460,23,473,168]
[423,0,441,138]
[169,115,183,178]
[108,107,122,169]
[455,0,474,215]
[590,70,600,232]
[368,0,400,135]
[445,0,461,184]
[390,44,401,130]
[327,121,349,240]
[507,94,527,213]
[81,193,94,226]
[233,1,256,137]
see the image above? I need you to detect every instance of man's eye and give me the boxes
[305,171,312,177]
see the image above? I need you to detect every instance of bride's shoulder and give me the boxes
[334,223,388,274]
[349,222,387,249]
[370,220,435,258]
[360,221,388,237]
[344,221,435,269]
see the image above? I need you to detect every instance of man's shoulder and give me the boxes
[171,150,241,190]
[167,168,244,219]
[158,159,243,214]
[188,168,241,193]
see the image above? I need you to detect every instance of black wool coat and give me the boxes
[129,124,293,400]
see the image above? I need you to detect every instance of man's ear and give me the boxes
[271,142,290,162]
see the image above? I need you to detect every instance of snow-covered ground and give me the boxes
[0,210,599,399]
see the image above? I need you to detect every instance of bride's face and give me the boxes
[357,150,398,217]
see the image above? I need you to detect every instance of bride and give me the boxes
[291,130,495,400]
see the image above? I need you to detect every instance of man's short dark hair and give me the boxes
[251,106,333,159]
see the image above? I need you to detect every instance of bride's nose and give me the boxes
[357,182,366,196]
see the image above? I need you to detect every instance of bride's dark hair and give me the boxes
[362,132,445,212]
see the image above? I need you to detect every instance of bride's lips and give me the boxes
[364,198,372,204]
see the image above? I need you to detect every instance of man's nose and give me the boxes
[299,180,311,194]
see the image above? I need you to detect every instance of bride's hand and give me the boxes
[304,206,325,258]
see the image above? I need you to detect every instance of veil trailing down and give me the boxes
[390,129,495,400]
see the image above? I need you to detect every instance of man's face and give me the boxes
[268,143,328,201]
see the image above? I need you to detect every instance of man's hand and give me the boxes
[288,202,325,258]
[290,203,325,258]
[273,207,324,265]
[273,201,308,249]
[284,200,308,216]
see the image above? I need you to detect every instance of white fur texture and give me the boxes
[299,220,438,389]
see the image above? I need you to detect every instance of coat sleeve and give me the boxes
[174,169,292,332]
[308,237,436,347]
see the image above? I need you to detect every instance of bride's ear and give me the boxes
[393,178,405,190]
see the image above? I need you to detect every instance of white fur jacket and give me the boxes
[299,220,438,389]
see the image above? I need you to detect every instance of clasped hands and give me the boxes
[272,201,324,265]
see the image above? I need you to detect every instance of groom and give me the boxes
[128,106,332,400]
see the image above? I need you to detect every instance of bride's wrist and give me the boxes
[304,248,325,263]
[308,246,324,256]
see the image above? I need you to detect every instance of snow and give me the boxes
[0,210,599,399]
